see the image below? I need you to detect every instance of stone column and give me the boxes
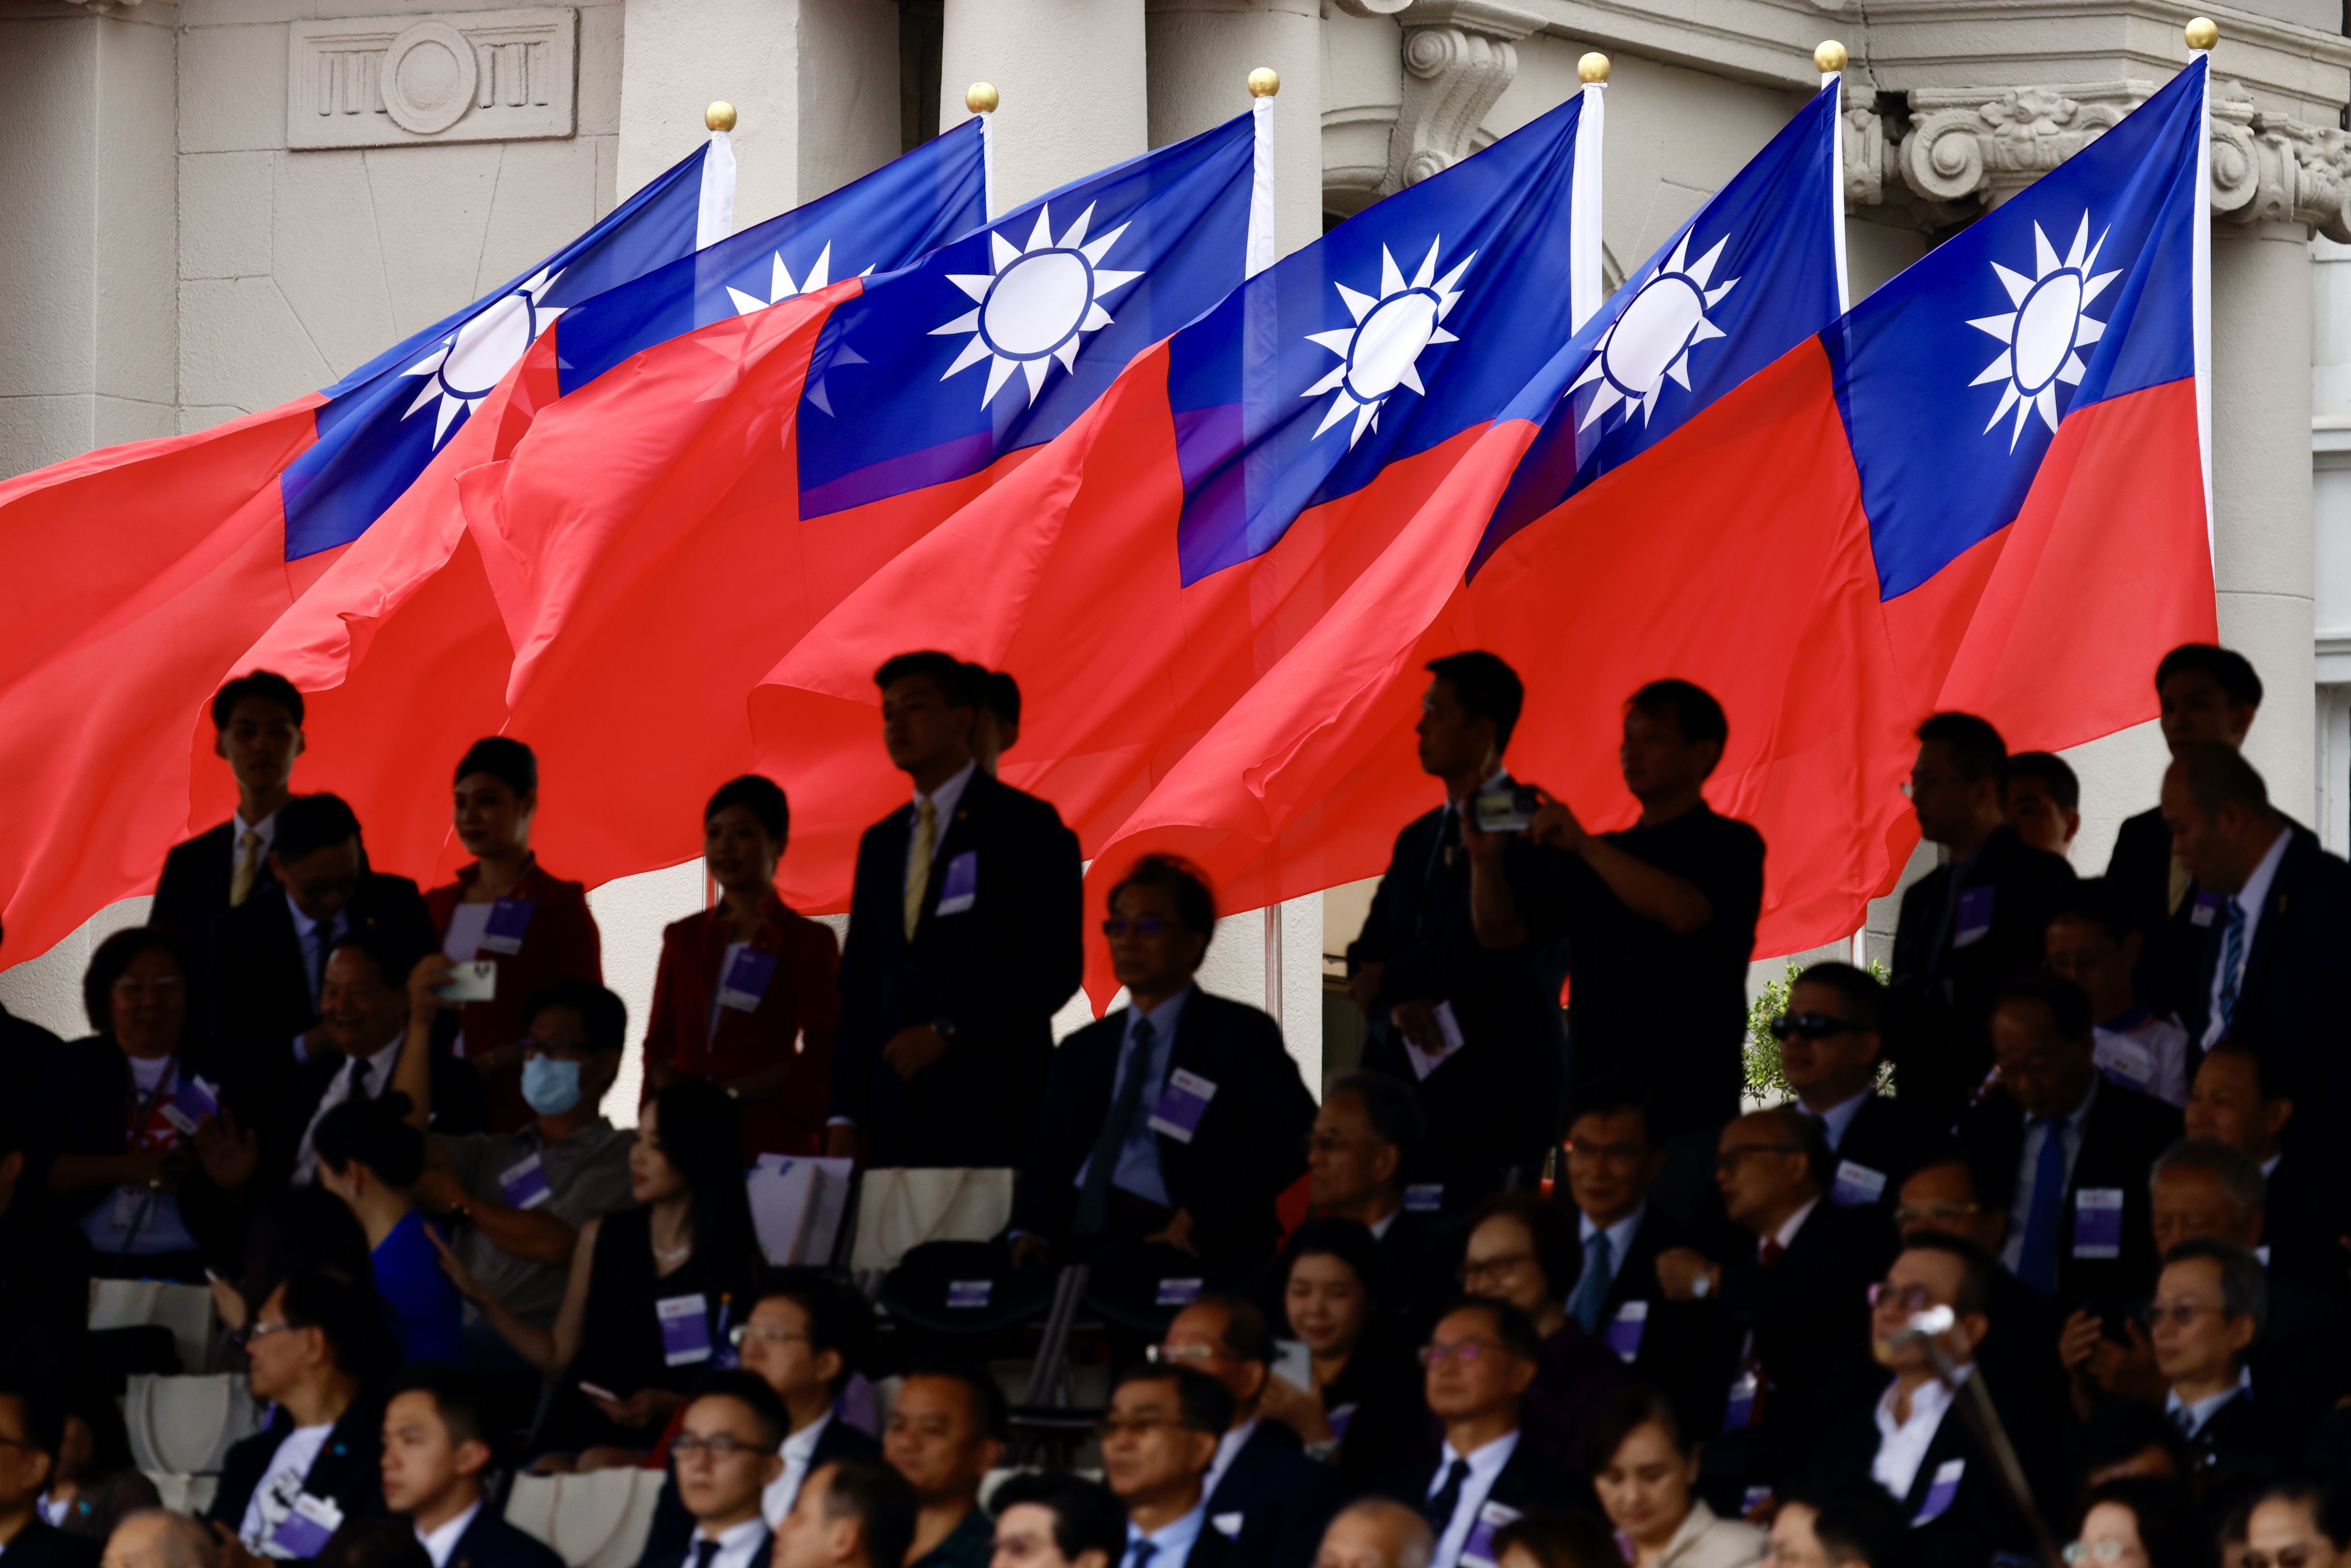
[1146,0,1322,260]
[941,0,1147,212]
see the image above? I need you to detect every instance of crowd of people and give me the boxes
[0,642,2345,1568]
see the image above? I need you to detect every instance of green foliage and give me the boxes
[1744,956,1891,1102]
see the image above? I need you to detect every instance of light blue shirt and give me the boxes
[2001,1075,2100,1275]
[1124,1504,1206,1568]
[1074,987,1190,1209]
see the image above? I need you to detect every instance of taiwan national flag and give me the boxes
[233,118,988,886]
[454,106,1266,897]
[0,137,729,957]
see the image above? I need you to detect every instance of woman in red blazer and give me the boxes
[425,737,604,1130]
[644,775,838,1159]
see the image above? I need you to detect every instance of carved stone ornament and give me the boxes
[286,8,577,150]
[1360,0,1548,195]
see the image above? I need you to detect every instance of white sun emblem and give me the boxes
[931,203,1142,411]
[401,266,564,447]
[1568,231,1737,431]
[1303,239,1474,448]
[1967,214,2120,450]
[726,242,838,316]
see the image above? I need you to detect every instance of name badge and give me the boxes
[2095,1036,2156,1092]
[1606,1300,1648,1362]
[716,948,777,1013]
[656,1292,712,1366]
[269,1493,344,1559]
[499,1152,552,1209]
[481,897,536,955]
[1459,1501,1521,1568]
[1403,1183,1444,1213]
[2191,889,2222,928]
[1147,1068,1217,1143]
[935,851,978,916]
[947,1279,992,1310]
[1722,1368,1761,1433]
[1914,1458,1965,1525]
[160,1075,222,1136]
[1829,1159,1888,1208]
[2074,1188,2125,1259]
[1953,885,1994,948]
[1212,1514,1245,1541]
[1156,1277,1203,1307]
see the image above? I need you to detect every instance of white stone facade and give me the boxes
[3,0,2346,1104]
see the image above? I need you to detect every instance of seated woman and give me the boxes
[642,776,838,1159]
[1587,1385,1763,1568]
[31,927,258,1281]
[1461,1191,1631,1468]
[434,1078,761,1468]
[1257,1217,1425,1492]
[312,1093,464,1365]
[426,738,603,1132]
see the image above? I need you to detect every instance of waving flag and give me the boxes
[455,106,1266,895]
[234,118,989,887]
[0,137,731,958]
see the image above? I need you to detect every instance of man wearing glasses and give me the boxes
[1098,1366,1238,1568]
[1892,1156,2064,1420]
[1772,964,1952,1227]
[2142,1237,2271,1483]
[637,1374,791,1568]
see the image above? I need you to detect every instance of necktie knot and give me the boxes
[1126,1541,1158,1568]
[230,828,265,907]
[1567,1229,1614,1334]
[692,1539,723,1568]
[1759,1238,1784,1268]
[1421,1456,1472,1532]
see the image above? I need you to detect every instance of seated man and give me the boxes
[0,1383,99,1568]
[1101,1365,1235,1568]
[881,1362,1003,1568]
[771,1459,916,1568]
[2145,1238,2274,1484]
[2003,751,2081,858]
[1159,1296,1345,1568]
[1306,1074,1445,1328]
[2044,881,2191,1106]
[1765,1478,1904,1568]
[1772,963,1952,1222]
[1013,857,1315,1269]
[634,1373,791,1568]
[1891,1156,2062,1419]
[379,1366,562,1568]
[1379,1299,1595,1568]
[987,1474,1126,1568]
[2185,1036,2334,1295]
[1310,1504,1431,1568]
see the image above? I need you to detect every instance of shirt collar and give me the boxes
[233,808,280,848]
[415,1501,481,1568]
[1773,1197,1820,1252]
[1805,1089,1872,1151]
[285,885,328,938]
[1876,1365,1968,1433]
[2166,1368,2253,1435]
[783,1410,831,1461]
[1129,987,1191,1041]
[1579,1202,1645,1255]
[915,761,979,823]
[1437,1428,1519,1483]
[1205,1420,1255,1499]
[1129,1503,1207,1555]
[2234,824,2292,921]
[698,1517,770,1550]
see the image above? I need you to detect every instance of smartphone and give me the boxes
[577,1380,620,1403]
[1271,1338,1313,1391]
[1473,785,1538,833]
[438,959,497,1003]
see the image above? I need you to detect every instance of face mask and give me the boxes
[521,1055,585,1116]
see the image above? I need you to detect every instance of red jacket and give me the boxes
[645,891,838,1158]
[426,856,604,1131]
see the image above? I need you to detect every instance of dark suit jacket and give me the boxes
[1378,1430,1599,1534]
[1013,989,1315,1263]
[1373,1210,1455,1338]
[1585,1206,1731,1441]
[633,1528,772,1568]
[832,769,1083,1167]
[0,1005,60,1145]
[2180,1388,2284,1490]
[1954,1076,2182,1314]
[2105,806,2203,1021]
[640,1414,880,1565]
[1829,1094,1958,1225]
[1716,1199,1892,1454]
[267,1038,490,1184]
[1203,1422,1346,1568]
[153,820,280,1009]
[446,1506,568,1568]
[1810,1369,2039,1568]
[2263,1152,2344,1301]
[1887,825,2077,1119]
[213,873,437,1053]
[0,1519,100,1568]
[207,1399,387,1543]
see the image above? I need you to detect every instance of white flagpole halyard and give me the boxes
[966,82,1001,222]
[698,100,738,247]
[1569,54,1608,330]
[1247,67,1279,280]
[1819,42,1852,315]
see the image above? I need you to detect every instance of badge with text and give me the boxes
[1460,1501,1522,1568]
[1722,1368,1761,1433]
[1404,1001,1468,1081]
[269,1493,345,1559]
[2191,889,2222,928]
[717,947,778,1012]
[1953,885,1994,948]
[656,1292,713,1365]
[1830,1159,1888,1208]
[1914,1458,1965,1524]
[1403,1183,1444,1213]
[2073,1188,2125,1259]
[481,897,537,955]
[1156,1278,1203,1307]
[1606,1300,1648,1362]
[1147,1068,1217,1143]
[947,1279,992,1309]
[160,1075,222,1137]
[936,851,978,916]
[499,1152,552,1209]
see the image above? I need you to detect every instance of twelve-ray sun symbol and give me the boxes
[401,265,565,447]
[726,242,872,413]
[932,203,1142,411]
[1568,230,1737,431]
[1967,213,2120,450]
[1303,238,1474,448]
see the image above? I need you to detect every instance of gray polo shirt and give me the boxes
[440,1118,637,1325]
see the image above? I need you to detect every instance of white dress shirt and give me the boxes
[2166,1369,2253,1438]
[234,808,281,860]
[1124,1503,1207,1568]
[292,1032,404,1185]
[416,1501,481,1568]
[1369,1210,1397,1241]
[2203,825,2292,1047]
[762,1411,833,1527]
[694,1516,770,1568]
[2000,1078,2100,1276]
[1770,1198,1820,1256]
[1204,1419,1255,1504]
[1872,1366,1967,1502]
[2093,1011,2192,1105]
[1427,1430,1517,1568]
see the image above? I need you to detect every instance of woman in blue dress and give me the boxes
[313,1092,464,1364]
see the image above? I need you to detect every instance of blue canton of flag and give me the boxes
[794,112,1261,520]
[552,115,990,399]
[1474,82,1846,575]
[280,140,727,561]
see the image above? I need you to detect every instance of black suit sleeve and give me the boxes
[1010,1025,1096,1244]
[960,811,1082,1039]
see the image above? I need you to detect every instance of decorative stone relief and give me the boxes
[286,9,576,150]
[1374,0,1546,195]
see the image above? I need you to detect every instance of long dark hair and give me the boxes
[648,1079,759,1277]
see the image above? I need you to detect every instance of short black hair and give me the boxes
[2172,741,2271,816]
[2202,1033,2296,1105]
[1776,1478,1905,1567]
[522,979,628,1056]
[1466,1193,1581,1307]
[2007,750,2079,813]
[314,1093,427,1187]
[1186,1292,1274,1367]
[2163,1237,2268,1360]
[277,1267,402,1386]
[1894,1232,1996,1317]
[2047,878,2136,947]
[1628,679,1728,754]
[1995,969,2095,1045]
[754,1269,874,1399]
[1111,1363,1233,1438]
[454,737,537,796]
[898,1358,1009,1443]
[315,1517,429,1568]
[1425,651,1524,750]
[1790,961,1884,1032]
[0,1382,65,1465]
[875,652,981,709]
[988,1473,1127,1564]
[1108,854,1217,940]
[1278,1218,1389,1310]
[212,670,305,731]
[83,926,196,1037]
[2156,644,2263,709]
[1327,1071,1425,1160]
[814,1458,917,1568]
[981,668,1021,727]
[274,793,365,865]
[1562,1079,1657,1148]
[1434,1295,1544,1364]
[1583,1384,1688,1472]
[686,1368,792,1450]
[706,774,789,842]
[1915,711,2007,783]
[327,926,425,993]
[384,1362,490,1449]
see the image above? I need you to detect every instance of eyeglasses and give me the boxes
[1419,1339,1513,1368]
[1459,1251,1536,1283]
[671,1434,777,1459]
[236,1321,301,1346]
[1714,1145,1806,1172]
[1893,1201,1981,1226]
[1564,1139,1648,1162]
[1102,919,1177,938]
[1146,1344,1221,1366]
[1308,1132,1372,1155]
[729,1324,810,1348]
[1868,1283,1939,1314]
[2244,1550,2319,1568]
[111,975,186,999]
[1768,1012,1857,1043]
[2138,1301,2228,1330]
[1097,1416,1182,1441]
[2064,1542,2130,1565]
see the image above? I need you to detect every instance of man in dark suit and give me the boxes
[1161,1296,1346,1568]
[2185,1037,2337,1296]
[1304,1074,1447,1331]
[828,652,1082,1170]
[1378,1299,1595,1568]
[1012,857,1315,1270]
[0,922,59,1145]
[633,1374,794,1568]
[1101,1366,1241,1568]
[0,1384,98,1568]
[1893,1156,2065,1425]
[152,670,308,1000]
[380,1365,563,1568]
[771,1460,917,1568]
[1887,712,2077,1121]
[1775,963,1954,1228]
[2105,644,2263,1020]
[1346,652,1566,1207]
[1955,972,2180,1313]
[2145,1238,2280,1488]
[212,792,436,1067]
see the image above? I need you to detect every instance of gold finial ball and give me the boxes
[2185,16,2219,49]
[1815,40,1848,73]
[966,80,1000,114]
[1577,52,1610,84]
[705,100,737,132]
[1248,67,1280,99]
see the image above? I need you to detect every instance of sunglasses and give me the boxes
[1768,1012,1857,1042]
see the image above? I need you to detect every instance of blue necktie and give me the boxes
[1075,1017,1156,1237]
[1567,1230,1614,1334]
[2017,1118,2067,1294]
[2217,897,2248,1029]
[1126,1541,1159,1568]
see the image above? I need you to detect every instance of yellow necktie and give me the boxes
[229,828,264,907]
[904,797,936,940]
[2167,850,2191,915]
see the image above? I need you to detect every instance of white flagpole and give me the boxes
[1818,42,1852,315]
[1247,67,1279,280]
[2187,18,2217,564]
[1569,54,1608,330]
[966,82,1001,222]
[698,100,738,247]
